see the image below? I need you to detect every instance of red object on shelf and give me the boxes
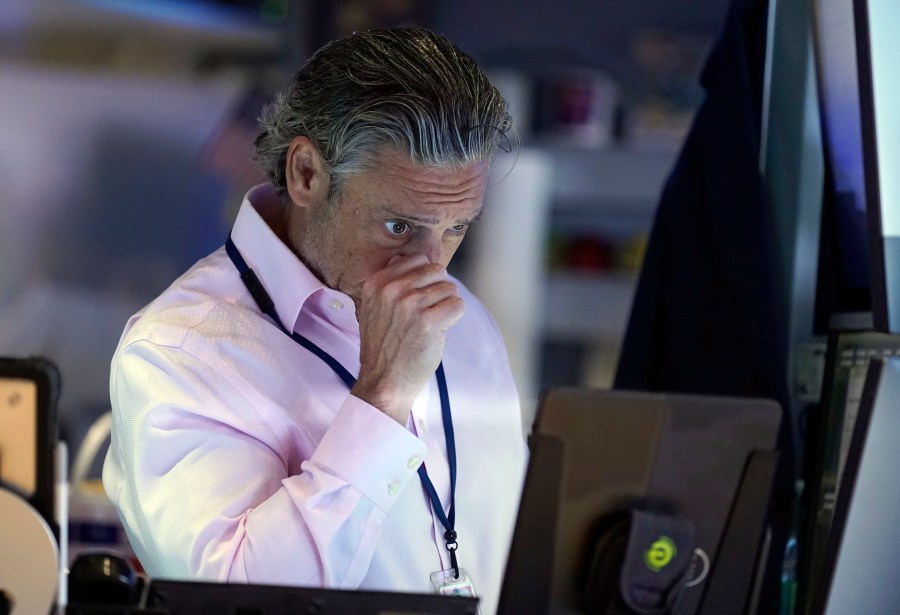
[565,235,612,272]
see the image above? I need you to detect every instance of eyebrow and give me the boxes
[383,208,482,225]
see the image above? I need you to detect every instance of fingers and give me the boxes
[364,278,463,333]
[426,294,465,331]
[384,278,464,330]
[363,255,455,305]
[353,254,464,423]
[384,253,430,276]
[378,254,445,287]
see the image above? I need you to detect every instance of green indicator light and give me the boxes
[645,536,677,571]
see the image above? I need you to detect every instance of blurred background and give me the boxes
[0,0,730,471]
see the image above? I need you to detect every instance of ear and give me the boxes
[285,136,329,209]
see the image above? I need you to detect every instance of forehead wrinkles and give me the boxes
[386,163,489,206]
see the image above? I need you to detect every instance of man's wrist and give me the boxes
[350,379,413,425]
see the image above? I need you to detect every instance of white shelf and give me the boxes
[541,144,677,213]
[535,146,670,349]
[542,272,638,343]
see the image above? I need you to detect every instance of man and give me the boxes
[103,28,527,614]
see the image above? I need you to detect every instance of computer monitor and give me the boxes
[498,389,782,615]
[0,357,59,529]
[810,356,900,614]
[811,0,900,333]
[812,0,871,331]
[798,329,900,608]
[854,0,900,334]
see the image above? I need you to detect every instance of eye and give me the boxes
[449,223,469,234]
[384,220,411,237]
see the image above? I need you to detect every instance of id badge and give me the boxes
[430,567,478,599]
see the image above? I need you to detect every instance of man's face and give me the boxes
[298,147,490,306]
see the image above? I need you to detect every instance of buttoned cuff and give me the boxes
[309,395,427,512]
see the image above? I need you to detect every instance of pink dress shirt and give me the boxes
[103,184,527,614]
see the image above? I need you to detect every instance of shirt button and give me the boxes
[388,483,400,497]
[328,299,343,310]
[407,456,422,470]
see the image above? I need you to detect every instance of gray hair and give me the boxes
[254,28,511,202]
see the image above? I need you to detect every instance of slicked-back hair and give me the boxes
[253,28,511,204]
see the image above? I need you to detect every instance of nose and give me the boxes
[409,232,445,265]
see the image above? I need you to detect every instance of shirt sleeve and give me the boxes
[103,338,426,589]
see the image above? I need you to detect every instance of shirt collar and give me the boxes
[230,183,350,333]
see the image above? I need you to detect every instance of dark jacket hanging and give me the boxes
[614,0,794,611]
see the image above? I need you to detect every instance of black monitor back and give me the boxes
[143,579,478,615]
[500,389,781,615]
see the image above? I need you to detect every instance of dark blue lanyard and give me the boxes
[225,235,461,578]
